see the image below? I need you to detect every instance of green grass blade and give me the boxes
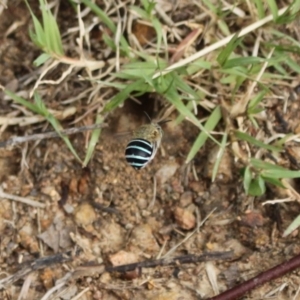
[217,33,240,66]
[33,93,82,162]
[267,0,278,19]
[80,0,116,33]
[212,133,228,182]
[47,14,64,55]
[103,79,150,113]
[217,19,231,36]
[40,0,51,51]
[140,0,156,14]
[223,56,266,69]
[172,73,199,100]
[262,176,286,189]
[96,80,127,89]
[186,106,222,164]
[34,53,51,66]
[152,17,163,56]
[102,34,117,51]
[25,0,46,49]
[201,0,218,13]
[254,0,265,18]
[4,89,41,113]
[243,166,252,194]
[270,29,300,48]
[251,158,300,178]
[276,0,300,24]
[5,89,82,162]
[276,133,294,147]
[186,59,212,75]
[26,0,64,55]
[262,169,300,179]
[234,131,282,152]
[117,61,157,79]
[130,6,149,19]
[285,57,300,74]
[40,0,64,55]
[248,89,268,112]
[219,66,250,80]
[166,94,221,146]
[248,176,266,196]
[283,214,300,237]
[83,114,105,166]
[250,158,288,171]
[80,0,129,54]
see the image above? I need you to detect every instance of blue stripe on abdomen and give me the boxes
[125,139,153,170]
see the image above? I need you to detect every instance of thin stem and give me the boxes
[209,253,300,300]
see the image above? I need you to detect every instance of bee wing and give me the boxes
[150,139,161,161]
[113,130,133,140]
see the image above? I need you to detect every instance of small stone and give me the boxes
[240,210,265,227]
[98,221,125,253]
[74,203,96,227]
[223,239,247,258]
[179,191,193,207]
[129,224,159,254]
[18,224,39,254]
[173,207,196,230]
[156,161,179,184]
[137,197,148,210]
[109,250,138,266]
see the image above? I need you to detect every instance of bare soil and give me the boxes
[1,1,300,300]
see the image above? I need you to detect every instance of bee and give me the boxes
[125,115,170,170]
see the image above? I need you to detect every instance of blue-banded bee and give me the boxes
[125,116,170,170]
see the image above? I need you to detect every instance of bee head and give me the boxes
[152,123,163,138]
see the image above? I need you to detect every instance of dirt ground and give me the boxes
[1,1,300,300]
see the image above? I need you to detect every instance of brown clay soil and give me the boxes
[1,1,300,300]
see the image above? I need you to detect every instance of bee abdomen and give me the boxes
[125,138,153,170]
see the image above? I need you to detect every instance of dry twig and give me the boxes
[0,124,105,148]
[0,248,232,292]
[208,253,300,300]
[0,250,80,289]
[0,189,46,208]
[105,251,233,273]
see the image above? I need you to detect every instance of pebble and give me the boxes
[174,207,196,230]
